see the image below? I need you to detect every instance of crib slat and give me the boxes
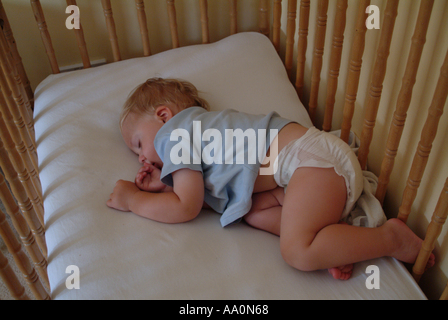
[376,0,434,204]
[0,97,44,229]
[0,172,48,288]
[322,0,348,132]
[397,46,448,223]
[295,0,310,100]
[357,0,399,170]
[101,0,121,62]
[229,0,238,35]
[412,178,448,283]
[0,247,29,300]
[199,0,210,44]
[167,0,180,49]
[0,1,33,107]
[30,0,59,74]
[0,30,34,142]
[0,77,40,203]
[0,39,38,177]
[65,0,90,68]
[135,0,151,57]
[0,205,49,300]
[284,0,296,76]
[308,0,329,123]
[340,0,370,143]
[0,139,47,258]
[272,0,283,53]
[259,0,270,37]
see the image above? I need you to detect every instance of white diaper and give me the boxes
[274,127,364,221]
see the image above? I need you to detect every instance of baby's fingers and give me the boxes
[135,171,147,185]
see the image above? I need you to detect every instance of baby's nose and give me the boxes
[138,154,146,164]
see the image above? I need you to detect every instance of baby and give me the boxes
[107,78,434,280]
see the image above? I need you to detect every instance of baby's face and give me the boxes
[121,112,164,168]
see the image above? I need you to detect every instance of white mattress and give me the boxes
[34,32,425,300]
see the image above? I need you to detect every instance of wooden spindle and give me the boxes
[272,0,283,53]
[357,0,399,170]
[295,0,310,100]
[229,0,238,35]
[167,0,180,49]
[259,0,270,37]
[0,172,48,288]
[0,139,46,258]
[0,1,34,106]
[0,99,44,228]
[0,205,49,299]
[340,0,370,143]
[30,0,59,74]
[0,29,35,144]
[284,0,296,76]
[0,248,29,300]
[199,0,210,44]
[308,0,329,123]
[376,0,434,204]
[101,0,121,62]
[66,0,90,68]
[412,178,448,283]
[135,0,151,57]
[397,46,448,223]
[0,73,40,201]
[322,0,348,132]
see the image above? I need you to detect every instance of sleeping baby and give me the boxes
[107,77,435,281]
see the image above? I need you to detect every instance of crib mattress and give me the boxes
[34,32,425,300]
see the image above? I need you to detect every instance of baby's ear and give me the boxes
[154,105,174,123]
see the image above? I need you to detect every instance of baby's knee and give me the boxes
[280,239,318,272]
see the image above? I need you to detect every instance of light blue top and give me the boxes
[154,107,293,227]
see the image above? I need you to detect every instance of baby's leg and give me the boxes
[279,166,434,273]
[244,187,284,236]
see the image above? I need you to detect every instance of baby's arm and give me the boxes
[135,163,173,193]
[107,168,204,224]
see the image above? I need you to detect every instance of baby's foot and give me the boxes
[328,264,354,280]
[386,218,436,269]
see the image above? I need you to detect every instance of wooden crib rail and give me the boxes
[340,0,370,143]
[413,178,448,283]
[30,0,59,74]
[357,0,399,170]
[397,45,448,223]
[375,0,434,205]
[0,0,447,300]
[101,0,121,62]
[66,0,90,68]
[322,0,348,132]
[135,0,151,57]
[0,177,49,300]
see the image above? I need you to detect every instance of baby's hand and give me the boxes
[135,163,167,193]
[107,180,139,212]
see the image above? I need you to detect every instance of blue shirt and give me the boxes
[154,107,293,227]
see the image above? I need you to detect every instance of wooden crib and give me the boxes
[0,0,447,300]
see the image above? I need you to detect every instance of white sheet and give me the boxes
[34,32,425,300]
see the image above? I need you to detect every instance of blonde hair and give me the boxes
[120,78,209,128]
